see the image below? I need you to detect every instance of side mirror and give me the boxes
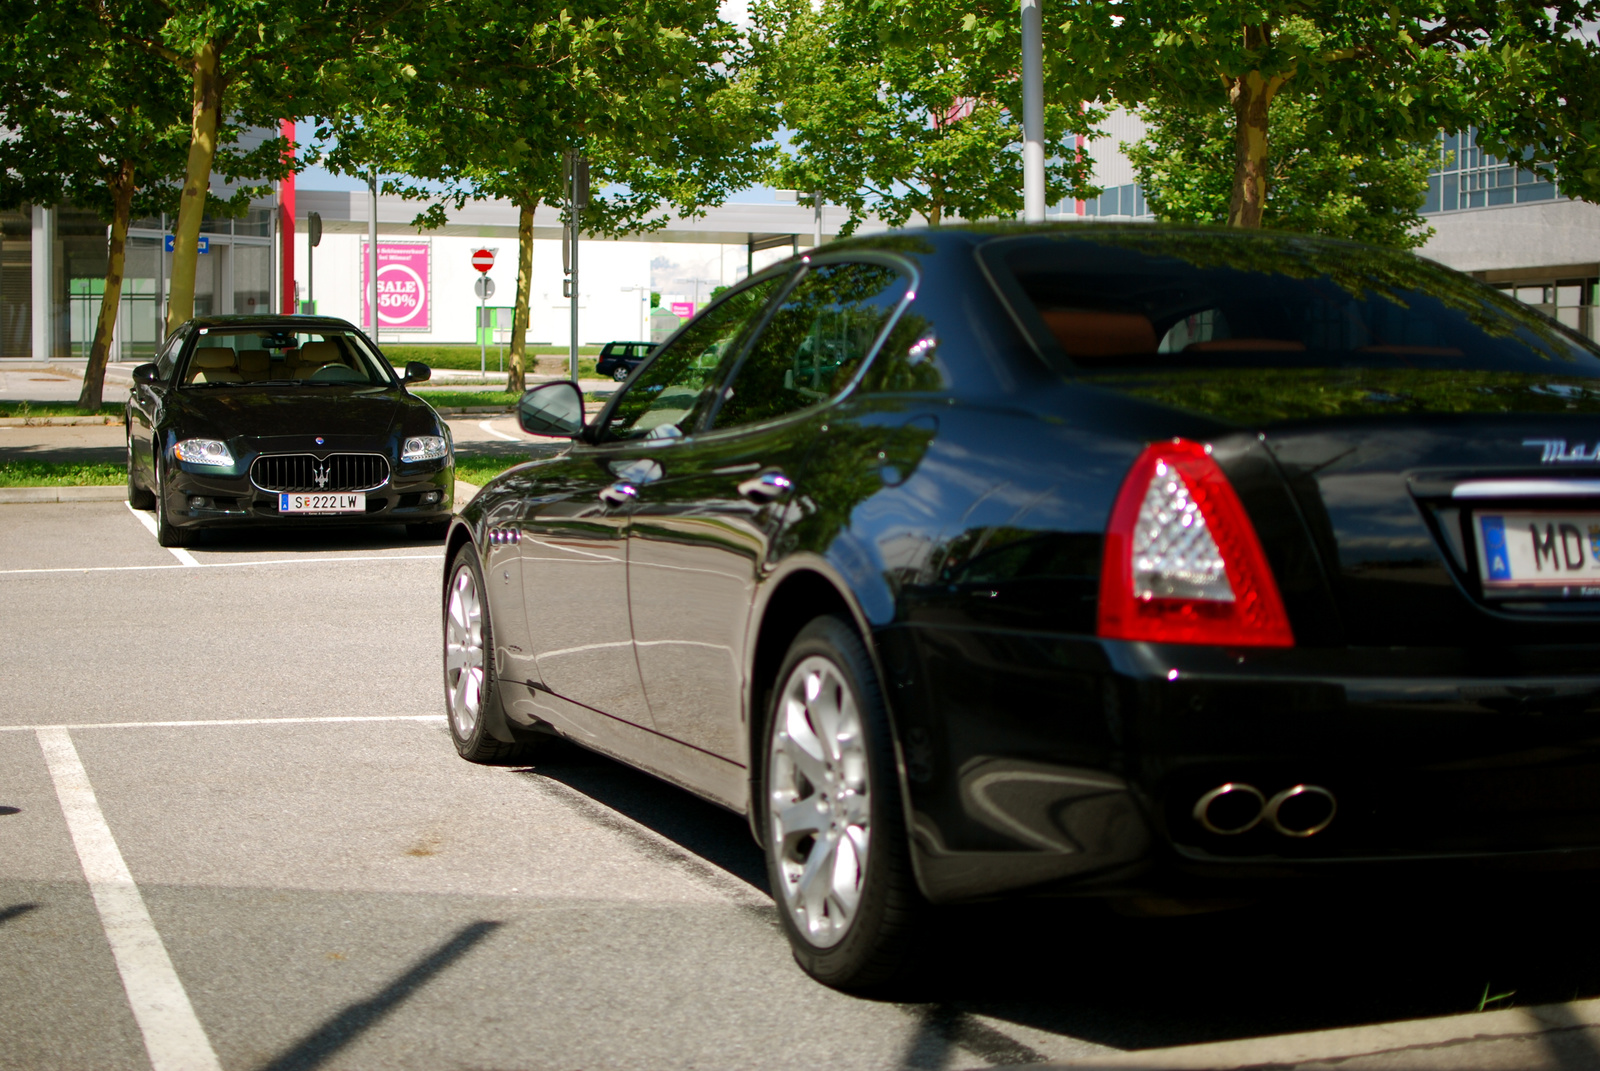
[403,361,431,383]
[517,380,585,438]
[132,363,159,386]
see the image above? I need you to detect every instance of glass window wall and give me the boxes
[1424,128,1561,214]
[0,210,30,358]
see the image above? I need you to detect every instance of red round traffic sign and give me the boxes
[471,248,494,273]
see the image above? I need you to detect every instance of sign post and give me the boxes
[472,248,496,379]
[305,212,322,314]
[565,153,588,382]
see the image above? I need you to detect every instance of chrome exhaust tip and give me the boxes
[1193,783,1265,835]
[1266,784,1336,837]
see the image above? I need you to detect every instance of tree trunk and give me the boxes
[167,39,222,334]
[508,199,537,394]
[80,160,136,412]
[1226,26,1286,229]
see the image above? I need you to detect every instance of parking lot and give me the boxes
[7,498,1600,1070]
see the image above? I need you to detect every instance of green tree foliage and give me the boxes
[1125,94,1435,248]
[1052,0,1578,229]
[754,0,1098,232]
[321,0,774,391]
[1470,22,1600,202]
[0,0,192,407]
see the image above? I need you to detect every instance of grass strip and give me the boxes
[0,401,125,420]
[0,460,124,487]
[381,344,601,374]
[416,389,613,409]
[454,456,527,487]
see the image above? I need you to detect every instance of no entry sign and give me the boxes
[471,248,495,273]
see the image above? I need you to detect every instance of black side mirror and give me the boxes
[518,381,585,438]
[403,361,431,383]
[132,363,159,386]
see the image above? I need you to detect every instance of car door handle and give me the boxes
[738,471,793,503]
[599,481,638,507]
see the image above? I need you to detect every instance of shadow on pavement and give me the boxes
[509,741,1600,1054]
[0,903,38,928]
[187,523,443,554]
[257,920,501,1071]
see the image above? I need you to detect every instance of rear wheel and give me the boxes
[153,450,194,548]
[126,423,154,509]
[611,367,630,382]
[762,615,920,991]
[444,543,534,763]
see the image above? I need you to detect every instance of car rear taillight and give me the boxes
[1098,439,1293,647]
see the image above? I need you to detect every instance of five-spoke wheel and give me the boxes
[444,543,534,763]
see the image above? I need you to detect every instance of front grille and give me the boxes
[250,453,390,493]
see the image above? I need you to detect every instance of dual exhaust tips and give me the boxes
[1194,782,1336,838]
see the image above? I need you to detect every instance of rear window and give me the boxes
[983,231,1600,379]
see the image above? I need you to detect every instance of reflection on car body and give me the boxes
[441,224,1600,990]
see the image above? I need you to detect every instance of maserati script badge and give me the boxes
[1524,439,1600,463]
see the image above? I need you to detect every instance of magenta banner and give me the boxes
[360,241,431,331]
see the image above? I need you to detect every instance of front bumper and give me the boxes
[163,459,454,527]
[881,623,1600,903]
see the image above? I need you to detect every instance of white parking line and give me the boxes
[37,727,223,1071]
[0,554,444,577]
[2,715,447,733]
[125,503,199,566]
[478,419,522,442]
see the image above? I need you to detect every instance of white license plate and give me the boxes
[279,492,364,514]
[1476,511,1600,594]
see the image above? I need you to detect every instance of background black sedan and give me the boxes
[127,315,454,546]
[444,224,1600,990]
[594,340,656,382]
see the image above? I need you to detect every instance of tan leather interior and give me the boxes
[294,340,343,379]
[190,348,241,383]
[1040,309,1157,357]
[237,349,271,381]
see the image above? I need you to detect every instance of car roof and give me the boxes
[185,314,363,331]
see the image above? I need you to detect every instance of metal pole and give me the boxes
[307,236,313,314]
[568,160,580,383]
[479,296,487,378]
[367,170,379,339]
[1021,0,1045,223]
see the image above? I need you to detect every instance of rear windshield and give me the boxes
[983,231,1600,379]
[179,328,395,388]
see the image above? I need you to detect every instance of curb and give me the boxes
[0,485,125,503]
[0,416,122,426]
[454,480,480,510]
[1016,996,1600,1071]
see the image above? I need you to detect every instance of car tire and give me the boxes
[153,450,194,548]
[612,367,630,382]
[444,542,535,764]
[126,424,154,510]
[762,615,921,991]
[408,520,451,541]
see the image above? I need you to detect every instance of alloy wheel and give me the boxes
[768,655,871,949]
[445,564,487,739]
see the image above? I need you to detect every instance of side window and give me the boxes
[602,276,787,442]
[154,331,186,381]
[857,308,949,394]
[709,261,910,431]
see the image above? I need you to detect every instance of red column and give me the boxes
[279,119,296,313]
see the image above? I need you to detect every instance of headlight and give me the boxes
[173,439,234,466]
[402,435,449,463]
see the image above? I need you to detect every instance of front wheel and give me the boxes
[153,451,193,547]
[126,424,154,509]
[444,543,534,764]
[762,616,920,991]
[611,366,630,382]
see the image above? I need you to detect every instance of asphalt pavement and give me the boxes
[9,423,1600,1068]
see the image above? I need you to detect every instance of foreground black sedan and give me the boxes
[127,315,454,546]
[443,223,1600,989]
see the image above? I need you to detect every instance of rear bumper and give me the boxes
[881,623,1600,902]
[163,461,454,527]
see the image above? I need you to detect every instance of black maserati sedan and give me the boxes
[442,223,1600,990]
[126,315,454,546]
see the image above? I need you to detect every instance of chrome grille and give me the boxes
[250,453,389,493]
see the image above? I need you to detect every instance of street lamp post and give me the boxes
[1021,0,1045,223]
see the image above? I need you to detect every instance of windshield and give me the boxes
[178,328,396,388]
[984,232,1600,378]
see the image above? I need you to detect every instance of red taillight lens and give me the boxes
[1097,439,1293,647]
